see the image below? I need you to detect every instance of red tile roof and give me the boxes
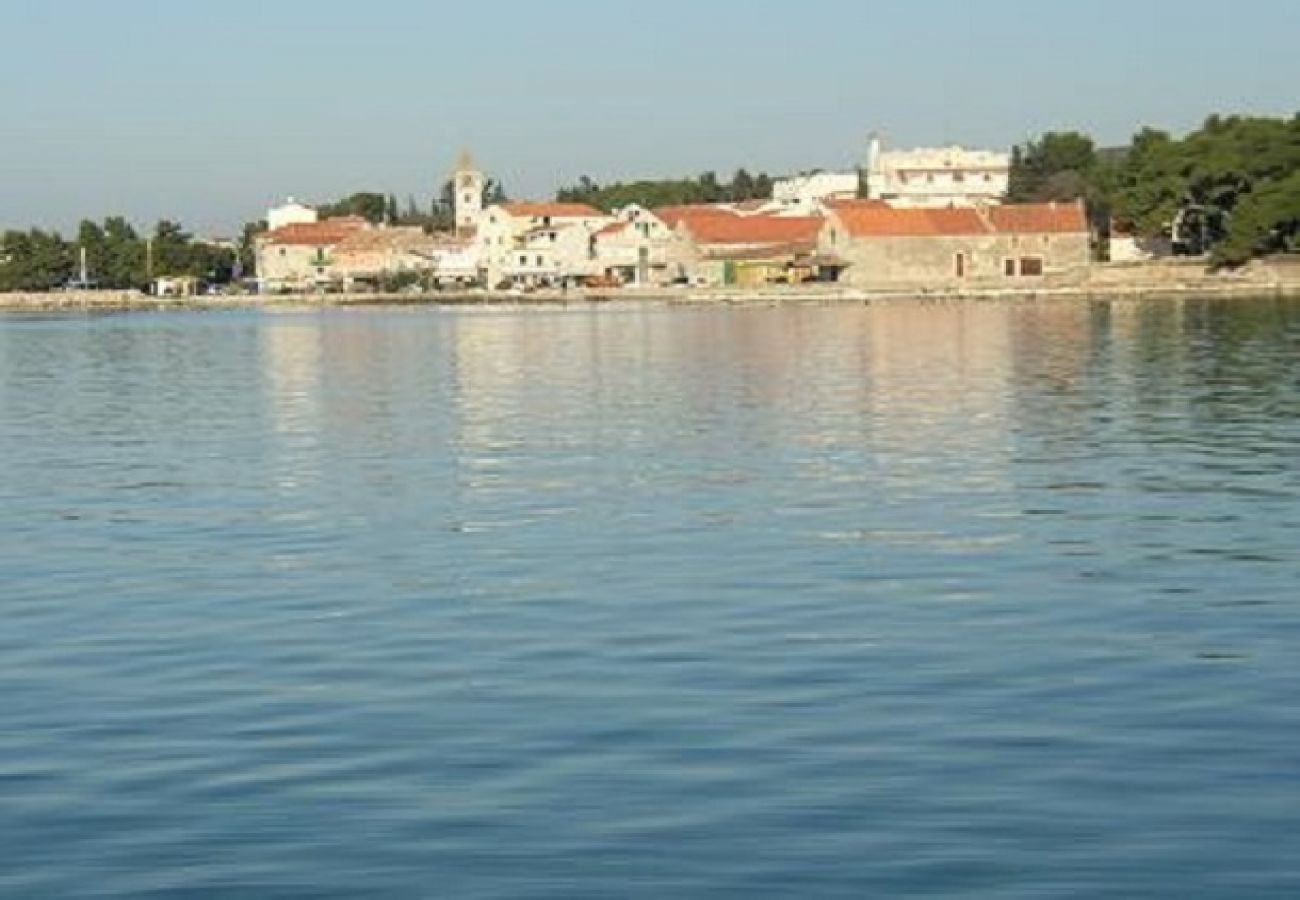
[987,202,1089,234]
[262,217,369,246]
[827,200,1086,238]
[500,202,605,219]
[654,205,739,230]
[595,221,630,238]
[681,214,824,247]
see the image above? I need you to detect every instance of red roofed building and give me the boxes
[255,217,371,292]
[660,205,825,286]
[820,200,1091,288]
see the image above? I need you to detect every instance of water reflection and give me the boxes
[3,298,1297,898]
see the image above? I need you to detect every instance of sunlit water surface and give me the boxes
[1,299,1298,898]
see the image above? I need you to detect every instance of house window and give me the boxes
[519,255,527,266]
[955,252,967,279]
[953,172,965,184]
[536,255,544,267]
[1020,257,1044,277]
[279,248,286,257]
[1004,258,1016,277]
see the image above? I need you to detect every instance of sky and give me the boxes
[1,0,1296,235]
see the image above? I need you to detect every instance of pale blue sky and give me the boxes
[1,0,1296,234]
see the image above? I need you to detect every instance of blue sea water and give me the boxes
[1,298,1297,898]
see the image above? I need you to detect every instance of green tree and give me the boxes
[320,192,387,224]
[484,178,508,206]
[1111,113,1300,262]
[1008,131,1099,202]
[0,229,74,291]
[729,169,756,202]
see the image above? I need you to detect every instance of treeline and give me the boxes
[312,179,509,231]
[556,169,779,211]
[0,219,237,293]
[1009,113,1299,265]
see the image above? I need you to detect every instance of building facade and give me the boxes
[267,199,319,232]
[865,137,1011,208]
[772,171,861,213]
[453,151,486,235]
[254,217,370,292]
[659,206,823,286]
[476,202,612,287]
[820,200,1090,288]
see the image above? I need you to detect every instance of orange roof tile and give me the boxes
[827,200,1087,238]
[262,217,369,246]
[987,202,1088,234]
[500,202,605,219]
[681,214,824,247]
[654,204,740,230]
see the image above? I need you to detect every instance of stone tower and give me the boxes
[453,150,486,234]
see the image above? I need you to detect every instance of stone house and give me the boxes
[254,217,369,292]
[819,200,1091,288]
[330,227,440,289]
[658,206,824,286]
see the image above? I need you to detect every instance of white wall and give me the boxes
[267,201,318,232]
[867,147,1010,207]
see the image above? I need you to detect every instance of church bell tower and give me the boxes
[453,150,486,234]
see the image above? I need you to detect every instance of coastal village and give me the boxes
[252,139,1101,297]
[4,115,1296,305]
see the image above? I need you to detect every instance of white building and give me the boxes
[772,171,860,213]
[865,136,1010,208]
[267,198,319,232]
[476,202,612,287]
[591,205,678,285]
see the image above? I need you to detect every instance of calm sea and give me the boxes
[1,299,1297,898]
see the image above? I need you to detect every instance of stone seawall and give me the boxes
[3,259,1298,311]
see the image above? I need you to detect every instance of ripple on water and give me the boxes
[1,300,1298,897]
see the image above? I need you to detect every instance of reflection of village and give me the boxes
[254,295,1190,506]
[254,139,1098,296]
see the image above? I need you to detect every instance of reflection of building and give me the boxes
[866,136,1011,208]
[260,317,323,485]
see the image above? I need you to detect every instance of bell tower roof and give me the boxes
[455,149,477,174]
